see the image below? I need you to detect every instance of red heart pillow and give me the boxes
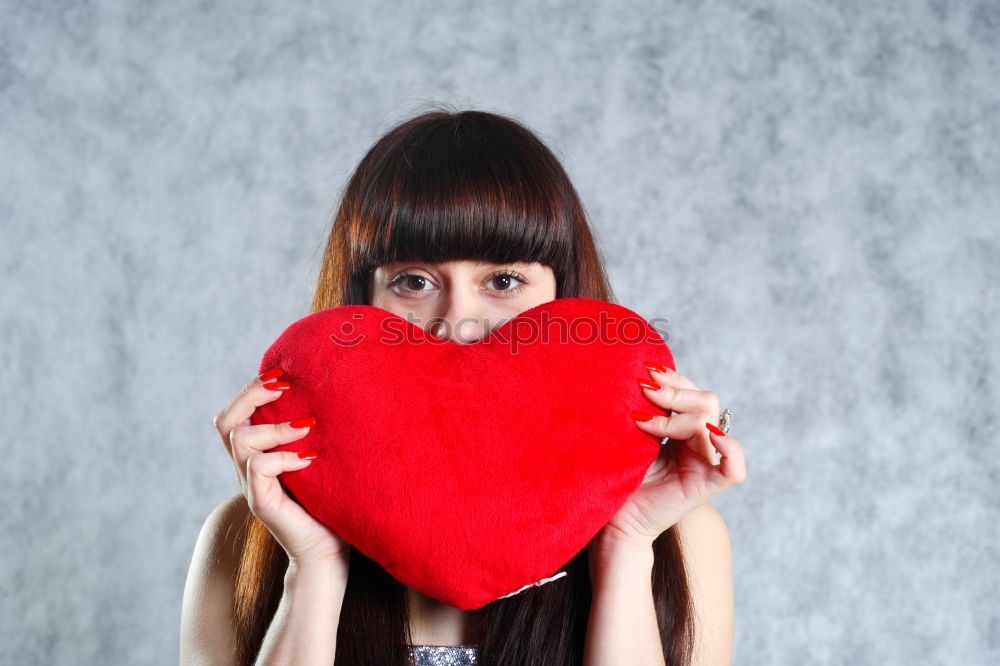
[250,297,674,610]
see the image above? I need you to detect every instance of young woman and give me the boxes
[180,108,746,666]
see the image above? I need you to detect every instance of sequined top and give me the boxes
[408,644,478,665]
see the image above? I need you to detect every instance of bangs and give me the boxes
[347,115,576,278]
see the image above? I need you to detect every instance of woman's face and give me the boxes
[367,260,557,344]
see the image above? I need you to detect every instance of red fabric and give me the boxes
[250,297,675,609]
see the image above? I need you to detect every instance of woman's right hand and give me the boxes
[213,368,351,572]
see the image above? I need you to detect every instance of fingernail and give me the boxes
[637,378,660,391]
[290,417,316,429]
[706,422,726,436]
[297,451,319,460]
[259,368,283,382]
[631,410,657,422]
[643,361,668,375]
[263,381,291,391]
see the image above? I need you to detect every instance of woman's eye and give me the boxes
[390,272,431,292]
[488,272,524,291]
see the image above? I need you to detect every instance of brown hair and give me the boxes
[232,106,694,666]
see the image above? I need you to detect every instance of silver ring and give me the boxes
[659,407,733,447]
[718,408,732,434]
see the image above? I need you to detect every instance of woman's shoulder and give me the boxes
[674,502,730,566]
[214,491,252,529]
[676,502,727,540]
[185,491,251,587]
[197,492,252,553]
[190,492,250,569]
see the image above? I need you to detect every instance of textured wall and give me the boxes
[2,1,997,664]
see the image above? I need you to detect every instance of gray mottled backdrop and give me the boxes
[2,0,997,664]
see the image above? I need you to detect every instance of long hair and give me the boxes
[232,107,695,666]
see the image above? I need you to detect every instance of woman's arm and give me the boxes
[180,492,350,666]
[675,503,734,665]
[584,531,665,666]
[583,503,734,666]
[253,559,349,666]
[180,494,245,665]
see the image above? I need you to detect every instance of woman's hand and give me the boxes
[213,368,351,571]
[597,362,747,548]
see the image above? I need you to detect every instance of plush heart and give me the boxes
[250,297,675,610]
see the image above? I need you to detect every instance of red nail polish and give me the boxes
[631,410,657,422]
[263,381,291,391]
[637,378,660,391]
[643,361,668,375]
[297,451,319,460]
[706,422,725,436]
[290,417,316,429]
[259,368,283,382]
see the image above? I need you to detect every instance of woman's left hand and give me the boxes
[597,362,747,548]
